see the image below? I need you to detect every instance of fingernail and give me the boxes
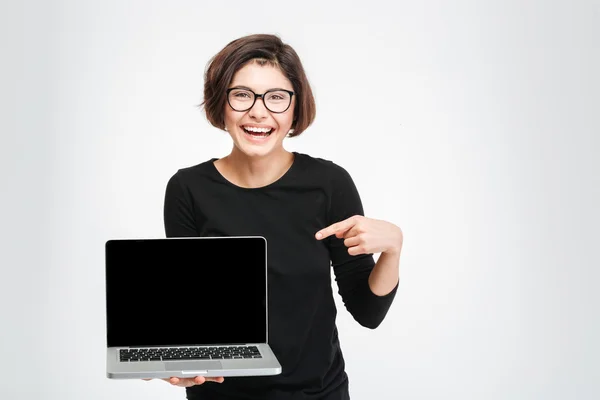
[316,233,322,239]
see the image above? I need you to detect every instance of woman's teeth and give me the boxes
[243,126,273,136]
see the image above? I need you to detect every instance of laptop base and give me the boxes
[107,343,282,379]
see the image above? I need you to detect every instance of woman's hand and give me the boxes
[315,215,403,256]
[143,376,224,387]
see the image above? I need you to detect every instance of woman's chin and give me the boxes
[235,141,275,158]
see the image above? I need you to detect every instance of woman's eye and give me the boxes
[234,92,251,98]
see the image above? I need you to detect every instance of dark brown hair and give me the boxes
[201,34,316,137]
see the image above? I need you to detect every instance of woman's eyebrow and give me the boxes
[229,85,291,92]
[230,85,253,90]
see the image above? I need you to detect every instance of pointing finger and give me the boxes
[316,217,356,240]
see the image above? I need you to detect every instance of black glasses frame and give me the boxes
[226,87,295,113]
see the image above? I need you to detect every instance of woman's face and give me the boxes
[223,61,295,159]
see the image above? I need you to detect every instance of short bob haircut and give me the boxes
[201,34,316,137]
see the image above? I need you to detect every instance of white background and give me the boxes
[2,1,599,399]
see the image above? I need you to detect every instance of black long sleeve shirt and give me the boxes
[163,152,398,400]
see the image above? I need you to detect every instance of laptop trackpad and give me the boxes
[165,361,222,371]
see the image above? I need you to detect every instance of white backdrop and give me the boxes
[2,1,599,399]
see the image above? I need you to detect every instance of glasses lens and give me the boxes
[264,90,291,113]
[228,89,255,111]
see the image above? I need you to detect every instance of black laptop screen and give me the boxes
[105,237,267,347]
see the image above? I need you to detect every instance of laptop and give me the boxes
[105,236,282,379]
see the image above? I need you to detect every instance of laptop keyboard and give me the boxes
[119,346,262,362]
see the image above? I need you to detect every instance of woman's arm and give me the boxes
[320,164,400,329]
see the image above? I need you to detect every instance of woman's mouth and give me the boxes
[241,125,273,140]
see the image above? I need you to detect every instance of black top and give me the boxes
[163,152,398,400]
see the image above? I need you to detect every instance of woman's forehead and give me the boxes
[230,62,293,91]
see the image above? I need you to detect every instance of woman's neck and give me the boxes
[215,147,295,189]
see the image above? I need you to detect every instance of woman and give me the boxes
[161,34,403,400]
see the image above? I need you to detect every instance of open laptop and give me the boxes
[105,236,282,379]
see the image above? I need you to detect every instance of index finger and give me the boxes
[315,217,356,240]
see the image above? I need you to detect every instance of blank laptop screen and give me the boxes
[105,237,267,347]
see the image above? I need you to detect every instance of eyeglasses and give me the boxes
[226,87,295,113]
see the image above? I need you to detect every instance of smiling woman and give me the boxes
[220,61,296,159]
[202,34,315,138]
[160,34,403,400]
